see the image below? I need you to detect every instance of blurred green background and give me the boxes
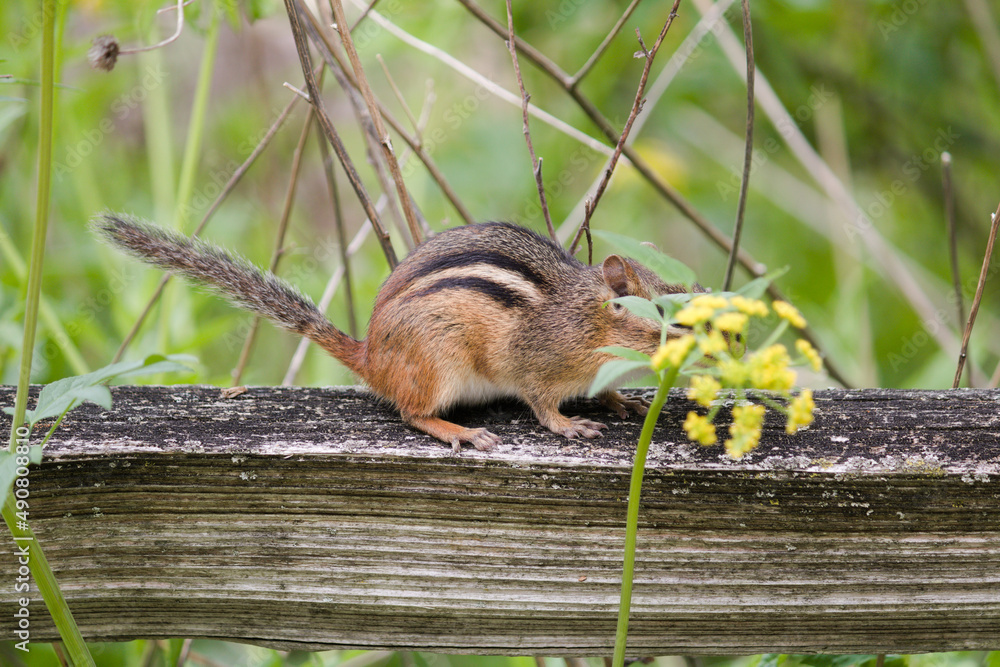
[2,0,999,391]
[2,0,1000,663]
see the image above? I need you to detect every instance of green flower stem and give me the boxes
[4,1,94,663]
[757,318,790,351]
[612,365,680,667]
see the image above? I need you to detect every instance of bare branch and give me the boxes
[953,200,1000,387]
[283,0,398,267]
[569,0,644,87]
[568,3,683,255]
[300,6,475,225]
[721,0,755,292]
[376,53,420,135]
[315,115,359,339]
[329,0,423,245]
[505,0,556,241]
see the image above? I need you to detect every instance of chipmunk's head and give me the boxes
[596,254,701,356]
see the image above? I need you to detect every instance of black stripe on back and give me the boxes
[409,251,552,291]
[409,276,531,309]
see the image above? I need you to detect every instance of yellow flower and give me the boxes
[690,294,729,310]
[786,389,815,434]
[675,305,714,327]
[651,334,696,370]
[698,330,728,356]
[688,375,721,408]
[795,338,823,372]
[713,311,748,335]
[748,344,795,392]
[730,295,769,317]
[683,411,717,446]
[773,301,806,328]
[718,358,749,386]
[725,403,765,458]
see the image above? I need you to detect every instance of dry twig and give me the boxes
[329,0,423,245]
[569,0,645,87]
[300,5,475,224]
[315,113,358,338]
[568,2,683,256]
[283,0,398,267]
[953,200,1000,387]
[505,0,557,242]
[721,0,755,292]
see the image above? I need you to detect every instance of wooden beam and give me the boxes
[1,385,999,654]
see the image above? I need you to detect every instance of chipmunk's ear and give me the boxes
[601,254,639,297]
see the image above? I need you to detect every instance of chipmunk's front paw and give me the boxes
[454,428,502,453]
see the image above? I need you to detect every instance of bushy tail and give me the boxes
[93,213,364,374]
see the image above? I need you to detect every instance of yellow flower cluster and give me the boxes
[748,344,795,391]
[726,403,765,459]
[773,300,806,328]
[683,411,717,446]
[651,334,696,371]
[795,339,823,372]
[786,389,815,434]
[643,292,817,459]
[730,295,769,317]
[687,374,721,407]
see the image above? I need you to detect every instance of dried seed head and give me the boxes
[88,35,120,72]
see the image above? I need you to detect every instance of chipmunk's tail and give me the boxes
[93,213,364,374]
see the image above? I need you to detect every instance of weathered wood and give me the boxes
[1,385,999,654]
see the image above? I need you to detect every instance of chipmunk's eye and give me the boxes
[656,304,665,318]
[610,300,625,313]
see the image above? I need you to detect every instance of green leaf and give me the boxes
[588,359,653,397]
[653,292,692,318]
[608,296,663,322]
[4,353,196,427]
[593,230,697,287]
[597,345,652,363]
[733,266,790,299]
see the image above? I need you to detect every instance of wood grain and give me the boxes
[1,385,999,654]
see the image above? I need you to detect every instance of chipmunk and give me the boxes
[95,214,692,452]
